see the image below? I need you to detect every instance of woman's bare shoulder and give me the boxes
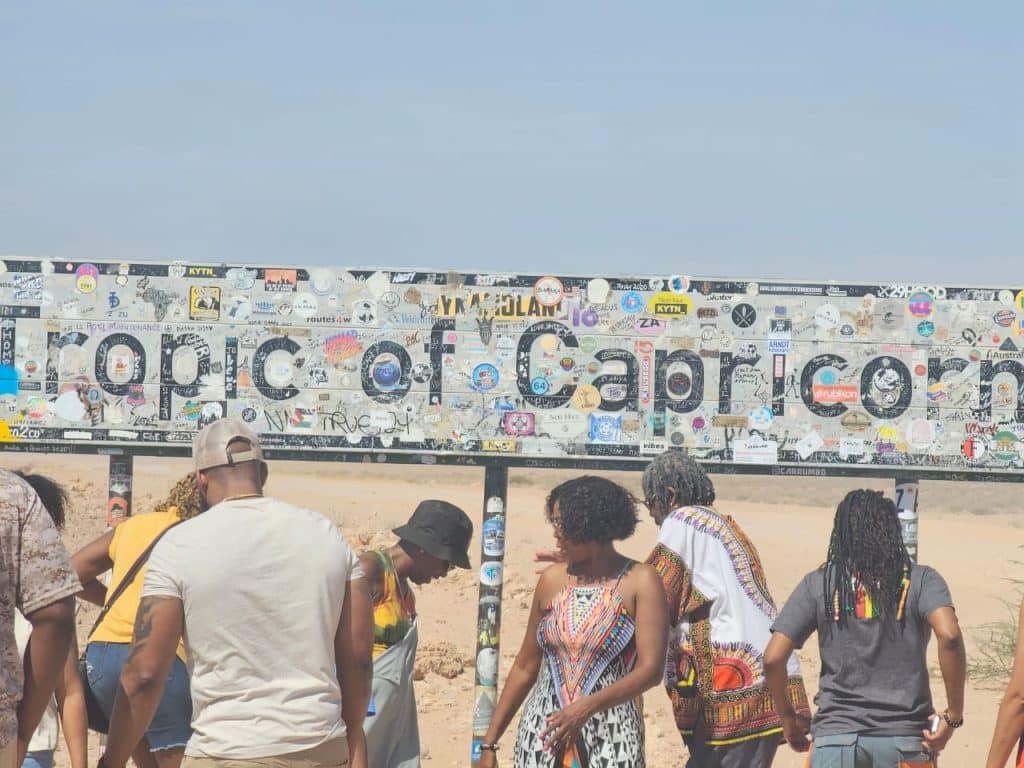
[534,561,570,602]
[621,561,663,593]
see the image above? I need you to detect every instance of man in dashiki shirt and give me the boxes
[641,450,810,768]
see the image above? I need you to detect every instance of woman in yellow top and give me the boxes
[72,475,201,768]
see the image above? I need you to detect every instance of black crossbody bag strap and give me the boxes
[84,518,185,643]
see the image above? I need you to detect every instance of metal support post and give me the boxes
[107,454,134,526]
[895,475,919,562]
[470,464,509,764]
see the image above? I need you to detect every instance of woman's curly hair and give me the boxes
[16,472,69,530]
[152,474,203,520]
[545,476,638,544]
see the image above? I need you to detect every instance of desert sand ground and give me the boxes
[4,453,1021,767]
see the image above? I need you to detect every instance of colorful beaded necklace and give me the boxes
[833,564,911,621]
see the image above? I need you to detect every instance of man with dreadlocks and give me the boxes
[641,450,809,767]
[765,489,965,767]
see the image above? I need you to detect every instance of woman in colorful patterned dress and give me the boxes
[477,477,667,768]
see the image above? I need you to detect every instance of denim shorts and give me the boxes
[810,733,934,767]
[22,751,54,768]
[85,640,193,751]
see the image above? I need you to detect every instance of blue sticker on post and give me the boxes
[482,517,506,556]
[668,274,689,294]
[0,365,17,396]
[472,363,499,391]
[620,291,644,314]
[589,413,622,443]
[372,357,402,389]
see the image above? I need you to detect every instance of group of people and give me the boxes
[1,418,476,768]
[1,422,1023,767]
[476,457,962,768]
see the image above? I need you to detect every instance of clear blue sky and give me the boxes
[2,3,1020,284]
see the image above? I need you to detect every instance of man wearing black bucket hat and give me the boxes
[359,500,473,768]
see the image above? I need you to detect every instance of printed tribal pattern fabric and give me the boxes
[514,659,643,768]
[648,506,810,746]
[539,583,636,707]
[513,578,643,767]
[679,505,777,616]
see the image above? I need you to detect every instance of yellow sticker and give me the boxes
[647,292,693,318]
[189,286,222,320]
[482,439,518,453]
[539,333,561,352]
[571,384,601,412]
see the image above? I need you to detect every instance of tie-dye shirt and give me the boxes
[370,550,416,659]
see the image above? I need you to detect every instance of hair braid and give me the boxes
[824,489,911,627]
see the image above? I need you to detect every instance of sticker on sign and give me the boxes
[732,437,779,464]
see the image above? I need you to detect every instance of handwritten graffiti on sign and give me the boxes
[0,258,1023,476]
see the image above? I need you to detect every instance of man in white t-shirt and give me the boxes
[100,419,373,768]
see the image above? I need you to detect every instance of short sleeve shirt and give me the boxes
[0,471,81,746]
[89,508,187,661]
[142,496,364,759]
[771,564,953,736]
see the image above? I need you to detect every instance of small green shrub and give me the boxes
[968,575,1023,688]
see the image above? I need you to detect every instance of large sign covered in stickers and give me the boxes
[1,258,1024,478]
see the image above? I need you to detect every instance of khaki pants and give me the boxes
[0,739,16,768]
[182,738,350,768]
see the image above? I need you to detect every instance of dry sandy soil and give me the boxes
[5,454,1022,767]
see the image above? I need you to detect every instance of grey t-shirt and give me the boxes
[771,564,953,737]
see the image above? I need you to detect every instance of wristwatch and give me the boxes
[479,743,499,752]
[941,710,964,729]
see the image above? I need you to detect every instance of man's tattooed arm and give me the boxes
[101,596,184,768]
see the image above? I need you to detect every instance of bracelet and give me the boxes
[942,710,964,729]
[479,743,499,752]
